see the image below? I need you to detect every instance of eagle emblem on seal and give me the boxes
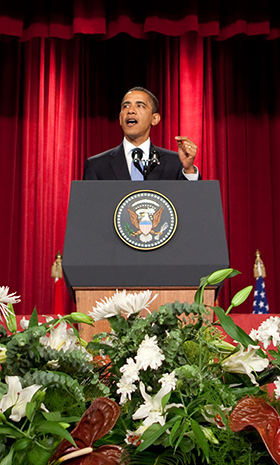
[127,206,168,243]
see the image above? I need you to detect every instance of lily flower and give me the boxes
[221,344,269,384]
[0,345,7,362]
[0,376,42,421]
[40,320,92,360]
[132,382,182,428]
[0,286,20,321]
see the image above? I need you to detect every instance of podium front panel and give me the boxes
[63,180,229,291]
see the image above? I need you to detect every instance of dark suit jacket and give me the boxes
[83,143,187,180]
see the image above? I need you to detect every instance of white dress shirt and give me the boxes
[123,137,199,180]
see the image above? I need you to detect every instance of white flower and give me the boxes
[159,372,177,391]
[116,377,137,405]
[221,344,269,384]
[114,290,158,316]
[0,345,7,362]
[89,290,157,321]
[89,294,121,321]
[0,286,20,321]
[120,358,139,383]
[40,320,92,360]
[254,317,280,348]
[132,382,182,427]
[201,404,232,430]
[135,335,165,371]
[125,424,149,445]
[0,376,41,421]
[274,376,280,399]
[249,329,259,341]
[20,317,29,330]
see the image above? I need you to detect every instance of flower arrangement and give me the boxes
[0,289,109,465]
[2,270,280,465]
[87,269,280,465]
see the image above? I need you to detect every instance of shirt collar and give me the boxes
[123,137,151,160]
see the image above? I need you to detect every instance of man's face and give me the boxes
[119,91,160,146]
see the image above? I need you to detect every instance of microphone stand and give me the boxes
[132,148,160,180]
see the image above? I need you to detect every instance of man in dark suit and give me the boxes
[83,87,199,181]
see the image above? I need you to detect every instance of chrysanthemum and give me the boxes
[135,335,165,371]
[254,316,280,348]
[88,294,121,321]
[159,371,177,390]
[120,358,140,383]
[0,286,21,321]
[114,290,158,316]
[88,290,157,321]
[116,377,137,405]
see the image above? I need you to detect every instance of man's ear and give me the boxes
[151,113,161,127]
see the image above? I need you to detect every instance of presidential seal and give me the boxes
[114,190,177,250]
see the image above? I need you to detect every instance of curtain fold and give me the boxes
[0,32,279,316]
[0,1,279,40]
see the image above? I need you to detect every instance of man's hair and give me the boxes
[122,87,159,114]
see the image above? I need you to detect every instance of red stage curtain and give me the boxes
[0,1,279,41]
[0,32,279,316]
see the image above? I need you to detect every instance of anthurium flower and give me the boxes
[230,397,280,465]
[0,286,20,321]
[0,376,42,421]
[221,344,269,384]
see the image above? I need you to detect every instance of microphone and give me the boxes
[145,149,160,176]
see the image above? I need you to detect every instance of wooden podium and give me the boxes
[74,286,216,342]
[63,180,229,340]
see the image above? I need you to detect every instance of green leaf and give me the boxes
[231,286,253,307]
[0,448,14,465]
[26,443,53,465]
[161,392,171,411]
[6,304,17,333]
[35,421,76,447]
[190,419,209,463]
[137,416,181,452]
[28,307,39,328]
[13,438,32,451]
[25,401,36,421]
[42,411,61,422]
[214,306,256,348]
[0,426,23,438]
[175,420,191,452]
[169,418,182,446]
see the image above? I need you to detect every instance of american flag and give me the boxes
[253,276,269,314]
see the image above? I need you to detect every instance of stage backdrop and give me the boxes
[0,2,280,316]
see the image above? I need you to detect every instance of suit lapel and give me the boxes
[109,144,130,180]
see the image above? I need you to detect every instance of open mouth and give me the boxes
[126,118,138,127]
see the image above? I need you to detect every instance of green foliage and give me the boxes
[0,310,107,464]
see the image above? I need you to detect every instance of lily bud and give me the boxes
[69,312,94,325]
[207,269,234,285]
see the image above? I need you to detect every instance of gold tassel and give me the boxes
[51,251,63,279]
[253,249,266,278]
